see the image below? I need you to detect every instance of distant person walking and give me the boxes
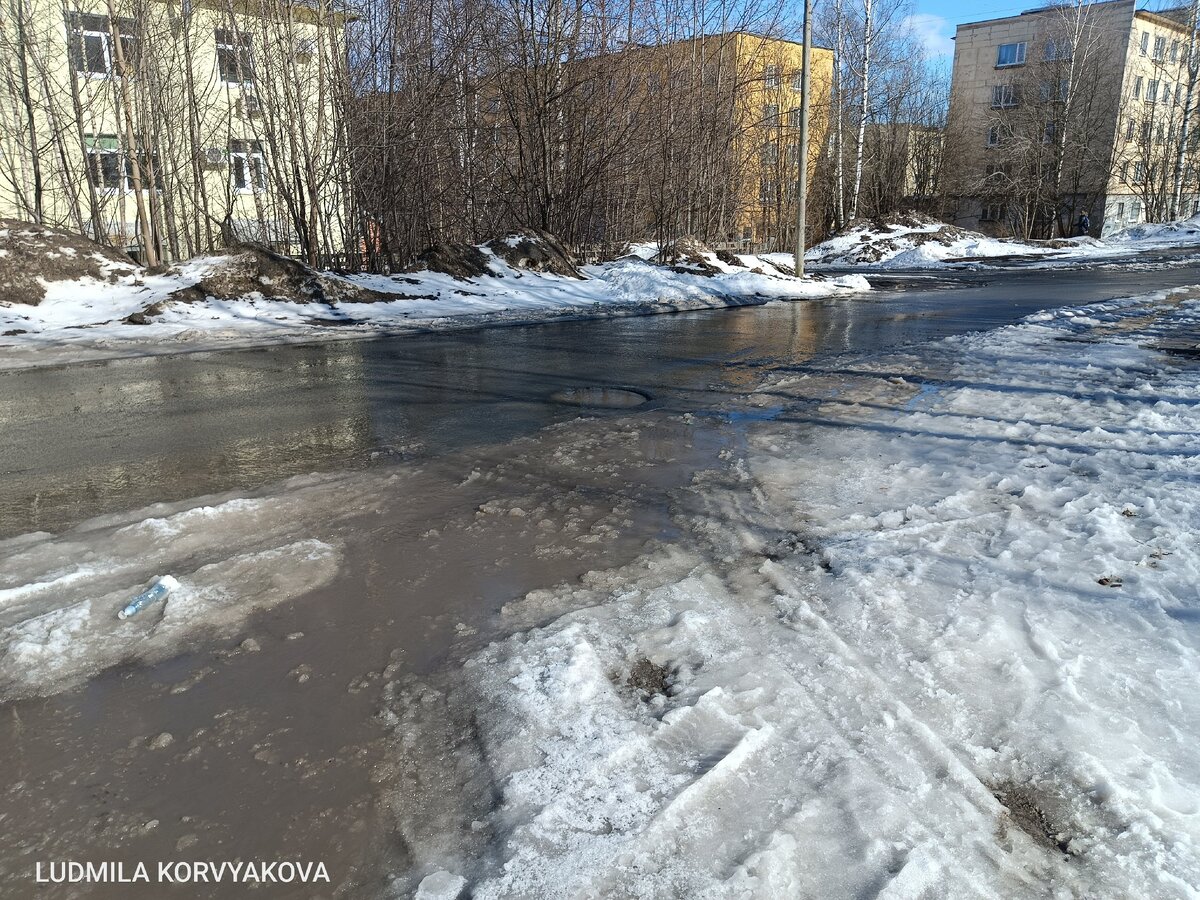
[1076,212,1090,236]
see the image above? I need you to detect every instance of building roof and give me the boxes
[955,0,1134,32]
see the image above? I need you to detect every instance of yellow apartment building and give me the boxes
[724,32,834,250]
[575,31,833,252]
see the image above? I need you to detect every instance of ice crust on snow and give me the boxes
[0,473,409,698]
[382,288,1200,897]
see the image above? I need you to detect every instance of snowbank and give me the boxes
[0,228,868,368]
[0,219,138,306]
[383,288,1200,897]
[798,212,1073,268]
[801,211,1200,270]
[1106,211,1200,245]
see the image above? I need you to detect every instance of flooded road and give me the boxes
[1,262,1198,898]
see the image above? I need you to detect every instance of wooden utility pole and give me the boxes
[794,0,813,276]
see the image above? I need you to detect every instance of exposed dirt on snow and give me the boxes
[485,230,582,278]
[992,781,1074,856]
[0,219,136,305]
[412,230,583,279]
[625,657,671,697]
[168,243,391,306]
[811,213,993,265]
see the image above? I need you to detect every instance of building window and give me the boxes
[1133,160,1146,183]
[758,179,777,204]
[991,83,1019,108]
[1039,79,1068,103]
[216,28,254,84]
[1116,201,1125,218]
[980,203,1005,222]
[1193,199,1199,215]
[1148,79,1159,103]
[791,72,803,90]
[762,103,778,125]
[1172,40,1181,63]
[230,140,266,192]
[1044,38,1071,61]
[68,13,137,76]
[1125,118,1135,141]
[763,64,779,88]
[996,42,1026,67]
[1154,35,1166,60]
[1140,31,1149,56]
[787,107,801,128]
[986,124,1002,146]
[1134,76,1143,100]
[1043,121,1058,144]
[1130,200,1142,220]
[85,134,159,192]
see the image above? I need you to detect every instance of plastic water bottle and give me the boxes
[118,575,180,620]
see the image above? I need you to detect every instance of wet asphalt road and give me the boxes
[3,258,1200,539]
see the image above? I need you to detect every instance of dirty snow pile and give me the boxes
[795,213,1081,268]
[795,211,1200,271]
[388,289,1200,898]
[0,226,868,366]
[1106,211,1200,247]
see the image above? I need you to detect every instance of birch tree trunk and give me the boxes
[833,0,845,229]
[849,0,870,222]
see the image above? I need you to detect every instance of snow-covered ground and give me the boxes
[387,288,1200,897]
[798,212,1200,269]
[0,234,868,369]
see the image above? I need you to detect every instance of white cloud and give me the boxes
[903,13,955,61]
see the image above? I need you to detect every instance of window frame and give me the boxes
[1043,37,1072,61]
[67,13,137,78]
[995,41,1027,68]
[230,139,267,193]
[85,134,160,194]
[216,28,255,85]
[980,203,1006,222]
[991,83,1019,108]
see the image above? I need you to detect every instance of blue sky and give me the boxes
[904,0,1081,64]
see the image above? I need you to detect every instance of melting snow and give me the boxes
[383,288,1200,897]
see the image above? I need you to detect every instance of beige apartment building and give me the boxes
[0,0,348,264]
[948,0,1200,238]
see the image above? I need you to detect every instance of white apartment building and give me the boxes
[948,0,1200,238]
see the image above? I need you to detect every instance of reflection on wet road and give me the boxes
[4,262,1200,538]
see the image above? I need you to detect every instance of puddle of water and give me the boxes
[0,407,743,899]
[549,386,651,407]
